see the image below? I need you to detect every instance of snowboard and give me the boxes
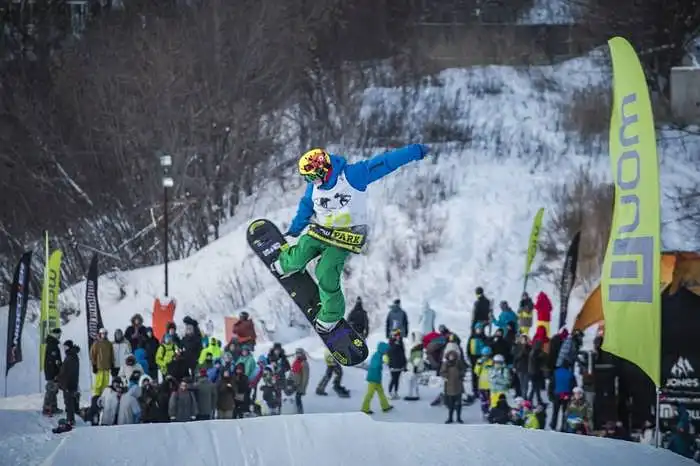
[246,219,369,366]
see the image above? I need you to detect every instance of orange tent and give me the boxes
[574,252,700,331]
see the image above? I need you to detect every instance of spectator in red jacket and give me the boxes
[233,311,257,350]
[534,292,553,337]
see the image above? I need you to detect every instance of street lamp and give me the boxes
[160,155,173,297]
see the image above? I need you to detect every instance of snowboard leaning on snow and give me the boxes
[246,219,369,366]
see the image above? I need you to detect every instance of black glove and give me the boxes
[92,365,97,374]
[111,367,119,377]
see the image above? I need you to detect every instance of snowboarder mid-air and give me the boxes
[271,144,430,334]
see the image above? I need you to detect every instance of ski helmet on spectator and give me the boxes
[480,346,492,356]
[493,354,505,363]
[298,148,331,184]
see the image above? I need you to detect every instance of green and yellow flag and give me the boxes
[601,36,661,387]
[39,249,63,371]
[523,207,545,291]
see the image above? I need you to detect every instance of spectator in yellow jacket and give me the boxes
[474,346,494,418]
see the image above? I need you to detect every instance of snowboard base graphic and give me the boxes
[246,219,369,366]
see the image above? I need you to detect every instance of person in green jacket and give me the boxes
[198,337,222,366]
[235,345,256,378]
[155,334,178,377]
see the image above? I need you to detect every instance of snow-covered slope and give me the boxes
[2,51,700,397]
[40,412,694,466]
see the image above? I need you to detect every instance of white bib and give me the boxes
[311,172,367,228]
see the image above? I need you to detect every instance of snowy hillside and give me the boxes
[2,50,700,396]
[38,413,697,466]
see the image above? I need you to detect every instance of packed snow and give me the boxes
[22,412,697,466]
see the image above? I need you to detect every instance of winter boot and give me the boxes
[430,393,444,406]
[390,391,400,400]
[333,386,350,398]
[382,405,394,413]
[270,260,296,279]
[362,409,374,415]
[316,388,328,396]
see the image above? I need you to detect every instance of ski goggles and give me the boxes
[302,169,325,183]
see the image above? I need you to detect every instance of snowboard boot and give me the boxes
[362,410,374,415]
[316,389,329,396]
[314,318,340,334]
[52,419,73,434]
[382,405,394,413]
[270,260,296,279]
[445,418,453,424]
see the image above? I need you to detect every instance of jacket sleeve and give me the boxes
[344,144,426,190]
[287,184,314,236]
[90,343,97,366]
[155,346,164,368]
[385,314,390,339]
[168,393,176,419]
[190,393,199,417]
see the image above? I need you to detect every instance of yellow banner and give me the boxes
[601,36,661,387]
[525,207,545,278]
[39,250,63,371]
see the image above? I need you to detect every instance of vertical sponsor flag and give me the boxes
[558,231,581,329]
[523,207,545,291]
[6,251,32,375]
[39,249,63,371]
[85,254,104,350]
[601,36,661,387]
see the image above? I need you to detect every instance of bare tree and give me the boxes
[535,165,614,294]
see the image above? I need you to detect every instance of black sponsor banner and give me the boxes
[6,251,32,375]
[559,231,580,329]
[85,253,104,349]
[661,288,700,394]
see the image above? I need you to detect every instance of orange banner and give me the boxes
[152,298,176,341]
[224,316,238,344]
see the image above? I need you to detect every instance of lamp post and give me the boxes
[160,155,173,297]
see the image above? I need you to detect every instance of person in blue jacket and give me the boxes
[491,301,518,332]
[272,144,429,333]
[133,348,149,377]
[361,341,394,414]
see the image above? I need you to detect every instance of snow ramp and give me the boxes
[42,413,691,466]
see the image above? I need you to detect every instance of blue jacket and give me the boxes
[553,366,575,396]
[491,308,518,331]
[366,342,390,384]
[207,366,220,383]
[133,348,149,375]
[287,144,427,236]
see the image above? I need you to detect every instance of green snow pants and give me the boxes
[278,234,350,323]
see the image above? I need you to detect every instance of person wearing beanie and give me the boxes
[56,339,80,425]
[42,327,63,416]
[194,366,217,420]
